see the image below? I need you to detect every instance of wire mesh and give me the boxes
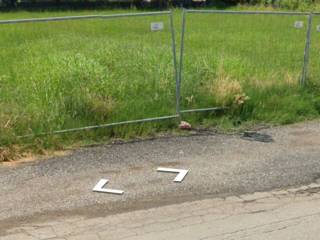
[179,10,310,113]
[0,12,179,138]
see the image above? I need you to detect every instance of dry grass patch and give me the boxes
[204,66,249,107]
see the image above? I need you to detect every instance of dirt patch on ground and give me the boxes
[0,150,71,167]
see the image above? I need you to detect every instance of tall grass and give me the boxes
[0,15,177,142]
[0,9,320,158]
[181,13,320,124]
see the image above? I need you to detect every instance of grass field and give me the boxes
[1,9,320,158]
[0,12,177,147]
[181,12,320,124]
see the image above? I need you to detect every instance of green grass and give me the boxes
[0,13,176,137]
[1,9,320,158]
[180,13,320,123]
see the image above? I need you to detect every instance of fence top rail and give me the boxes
[186,9,310,16]
[0,11,171,25]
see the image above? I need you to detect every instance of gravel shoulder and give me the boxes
[1,120,320,234]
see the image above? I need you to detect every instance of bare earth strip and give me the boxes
[1,121,320,239]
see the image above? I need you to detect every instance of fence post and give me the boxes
[169,11,180,117]
[178,9,187,117]
[300,13,313,86]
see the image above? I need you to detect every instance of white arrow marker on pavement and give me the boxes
[157,167,189,182]
[92,179,124,195]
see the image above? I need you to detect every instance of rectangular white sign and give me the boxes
[151,22,164,32]
[294,21,304,29]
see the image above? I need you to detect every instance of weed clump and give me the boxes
[204,66,249,107]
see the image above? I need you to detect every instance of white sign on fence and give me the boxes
[294,21,304,29]
[317,25,320,32]
[151,22,164,32]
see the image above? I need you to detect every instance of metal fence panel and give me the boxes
[178,9,311,114]
[1,10,318,140]
[0,11,179,138]
[308,13,320,86]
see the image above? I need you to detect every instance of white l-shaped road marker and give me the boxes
[157,167,189,182]
[93,179,124,195]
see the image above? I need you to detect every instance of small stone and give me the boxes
[296,186,309,191]
[251,191,272,199]
[179,121,192,130]
[308,183,320,189]
[225,196,243,202]
[240,194,257,202]
[272,190,288,196]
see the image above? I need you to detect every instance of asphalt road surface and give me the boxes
[2,183,320,240]
[1,120,320,239]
